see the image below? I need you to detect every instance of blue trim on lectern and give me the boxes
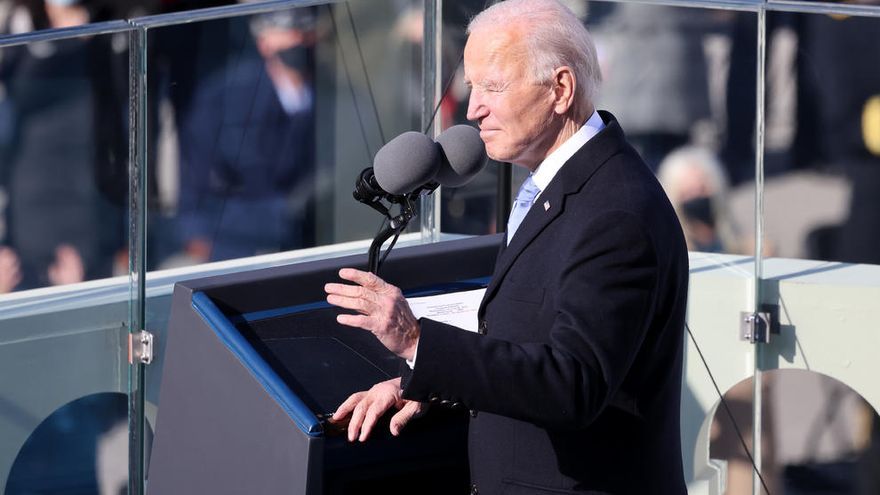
[191,292,323,437]
[230,300,332,325]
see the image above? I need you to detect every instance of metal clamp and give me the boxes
[129,330,155,365]
[740,303,780,344]
[740,311,771,344]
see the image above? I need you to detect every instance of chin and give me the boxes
[486,146,514,163]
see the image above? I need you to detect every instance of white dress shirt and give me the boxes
[531,110,605,194]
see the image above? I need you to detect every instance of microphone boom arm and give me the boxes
[364,192,420,274]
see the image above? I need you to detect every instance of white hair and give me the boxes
[467,0,601,117]
[657,146,729,205]
[657,146,741,252]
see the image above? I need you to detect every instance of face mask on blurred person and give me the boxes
[277,45,310,73]
[681,196,715,229]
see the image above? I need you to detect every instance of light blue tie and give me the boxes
[506,175,540,244]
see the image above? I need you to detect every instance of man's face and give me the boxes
[464,28,557,170]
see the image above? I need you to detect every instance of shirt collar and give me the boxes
[531,110,605,192]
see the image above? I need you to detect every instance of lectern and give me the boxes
[147,235,502,494]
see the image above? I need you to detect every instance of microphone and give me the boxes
[353,131,439,206]
[352,167,388,204]
[353,126,487,208]
[373,131,440,195]
[435,125,488,188]
[351,127,487,275]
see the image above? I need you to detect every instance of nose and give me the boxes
[466,89,487,122]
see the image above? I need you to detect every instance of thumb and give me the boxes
[389,401,425,436]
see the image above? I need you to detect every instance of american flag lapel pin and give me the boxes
[544,200,551,211]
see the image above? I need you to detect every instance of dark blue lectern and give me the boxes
[147,235,502,494]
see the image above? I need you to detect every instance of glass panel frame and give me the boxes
[127,24,148,495]
[0,20,137,495]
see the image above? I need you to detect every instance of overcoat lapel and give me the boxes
[478,112,628,318]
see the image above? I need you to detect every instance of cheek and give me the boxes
[514,112,551,144]
[510,92,553,133]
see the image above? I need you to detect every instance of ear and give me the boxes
[551,66,576,115]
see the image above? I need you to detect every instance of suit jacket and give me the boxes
[402,112,689,494]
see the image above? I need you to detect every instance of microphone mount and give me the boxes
[353,168,439,274]
[365,193,415,275]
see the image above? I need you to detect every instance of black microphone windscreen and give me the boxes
[373,132,440,195]
[435,125,488,187]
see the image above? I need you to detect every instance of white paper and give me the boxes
[406,288,487,333]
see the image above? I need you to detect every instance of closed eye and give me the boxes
[474,80,508,93]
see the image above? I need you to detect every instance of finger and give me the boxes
[358,403,387,442]
[390,401,425,436]
[332,392,365,422]
[339,268,386,290]
[347,401,368,442]
[336,313,372,330]
[324,282,369,298]
[326,294,374,315]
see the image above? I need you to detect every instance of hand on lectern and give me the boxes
[330,377,426,442]
[325,268,420,361]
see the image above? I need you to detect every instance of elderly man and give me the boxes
[324,0,689,493]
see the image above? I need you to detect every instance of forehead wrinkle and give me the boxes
[467,28,529,85]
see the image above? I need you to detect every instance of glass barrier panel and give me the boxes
[141,0,425,271]
[0,32,131,293]
[587,1,767,491]
[0,19,133,491]
[710,370,880,495]
[141,0,428,470]
[751,8,880,495]
[761,9,880,265]
[0,25,133,493]
[435,1,499,236]
[437,1,763,242]
[0,292,130,494]
[589,1,757,256]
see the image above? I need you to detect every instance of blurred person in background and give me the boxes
[174,8,317,263]
[592,3,716,171]
[786,11,880,495]
[795,11,880,266]
[0,0,121,291]
[657,145,742,253]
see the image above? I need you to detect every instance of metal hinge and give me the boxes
[129,330,155,365]
[739,304,779,344]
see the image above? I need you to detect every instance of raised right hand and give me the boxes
[330,377,426,442]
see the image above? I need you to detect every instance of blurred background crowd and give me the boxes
[0,0,327,293]
[0,1,879,492]
[1,0,879,294]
